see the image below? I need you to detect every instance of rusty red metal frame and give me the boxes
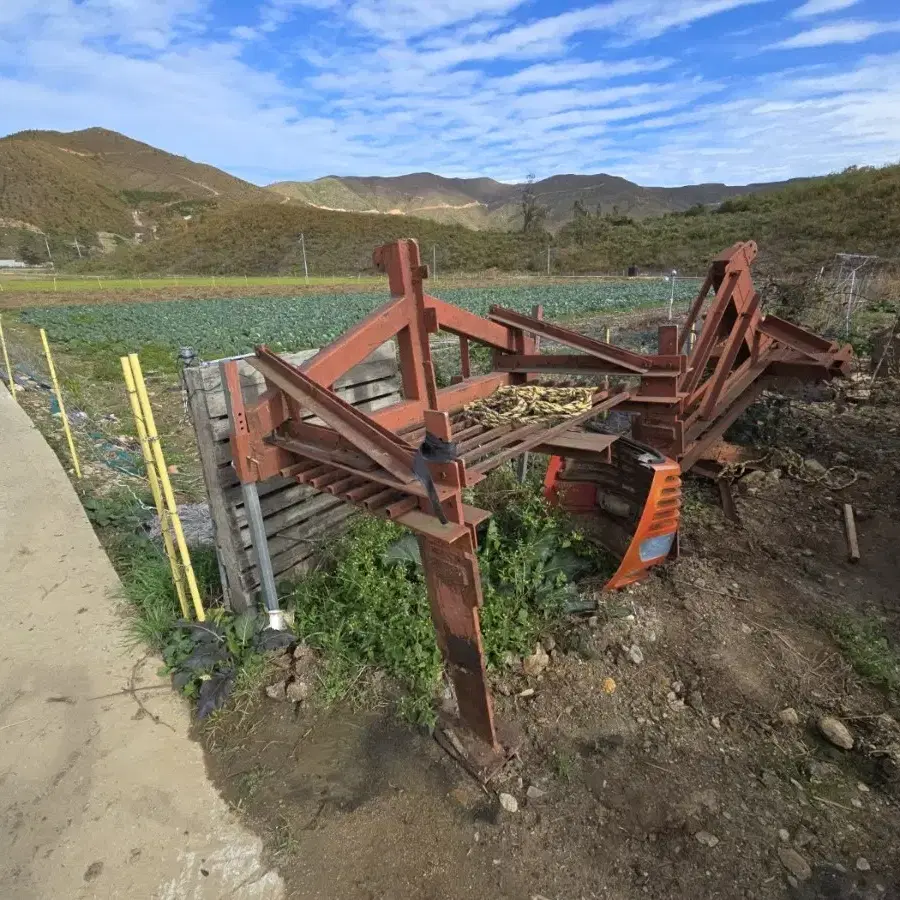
[223,238,850,757]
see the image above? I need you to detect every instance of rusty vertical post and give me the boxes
[418,408,498,749]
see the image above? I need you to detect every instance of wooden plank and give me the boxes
[239,500,353,555]
[211,382,403,442]
[843,503,860,563]
[240,505,359,579]
[204,359,399,417]
[182,367,250,611]
[210,380,402,454]
[183,342,401,608]
[235,490,344,536]
[199,343,396,392]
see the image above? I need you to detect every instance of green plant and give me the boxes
[159,608,293,717]
[831,615,900,695]
[286,471,601,726]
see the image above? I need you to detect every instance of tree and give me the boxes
[572,199,591,247]
[521,173,547,234]
[18,239,44,266]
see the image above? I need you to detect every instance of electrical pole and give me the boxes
[43,234,53,265]
[547,246,551,276]
[72,237,83,259]
[300,233,309,283]
[433,245,437,280]
[667,269,677,320]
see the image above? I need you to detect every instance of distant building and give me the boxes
[0,260,27,269]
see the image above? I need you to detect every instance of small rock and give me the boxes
[517,687,535,698]
[627,645,644,665]
[857,782,870,793]
[543,636,556,652]
[779,707,800,726]
[804,459,827,477]
[778,847,812,881]
[265,680,288,701]
[742,469,767,487]
[711,716,721,730]
[286,679,311,703]
[601,677,617,695]
[523,643,550,677]
[526,785,546,801]
[851,798,863,809]
[856,857,871,872]
[778,828,790,842]
[687,690,704,712]
[671,680,684,695]
[741,623,753,635]
[818,715,854,750]
[498,793,518,813]
[694,831,719,848]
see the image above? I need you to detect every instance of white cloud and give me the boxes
[790,0,861,19]
[773,20,900,49]
[1,0,899,188]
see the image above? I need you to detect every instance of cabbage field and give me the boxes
[21,280,700,359]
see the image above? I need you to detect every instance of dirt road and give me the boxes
[0,384,283,899]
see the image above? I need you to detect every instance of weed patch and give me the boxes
[831,614,900,696]
[287,470,602,726]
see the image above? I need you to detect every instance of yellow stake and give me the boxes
[128,353,205,621]
[39,328,81,478]
[120,356,190,619]
[0,315,15,405]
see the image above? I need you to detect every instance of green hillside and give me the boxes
[83,163,900,278]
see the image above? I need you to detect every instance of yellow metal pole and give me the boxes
[128,353,205,621]
[0,315,15,405]
[39,328,82,478]
[120,356,190,619]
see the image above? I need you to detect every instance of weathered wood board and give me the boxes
[183,343,400,611]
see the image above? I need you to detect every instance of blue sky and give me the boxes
[1,0,899,186]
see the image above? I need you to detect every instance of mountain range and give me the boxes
[0,127,810,250]
[267,171,808,230]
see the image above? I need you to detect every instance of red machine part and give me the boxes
[222,237,849,759]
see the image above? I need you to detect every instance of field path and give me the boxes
[0,384,283,900]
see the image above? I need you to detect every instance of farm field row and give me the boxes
[0,273,384,293]
[20,279,701,359]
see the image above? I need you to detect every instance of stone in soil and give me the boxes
[265,680,288,701]
[627,644,644,665]
[818,715,854,750]
[523,643,550,677]
[498,793,519,813]
[856,857,871,871]
[526,785,546,801]
[778,847,812,881]
[286,679,311,703]
[779,707,800,726]
[694,831,719,848]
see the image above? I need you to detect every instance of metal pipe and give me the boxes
[241,481,284,630]
[218,358,285,628]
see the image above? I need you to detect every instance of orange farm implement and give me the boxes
[223,238,850,763]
